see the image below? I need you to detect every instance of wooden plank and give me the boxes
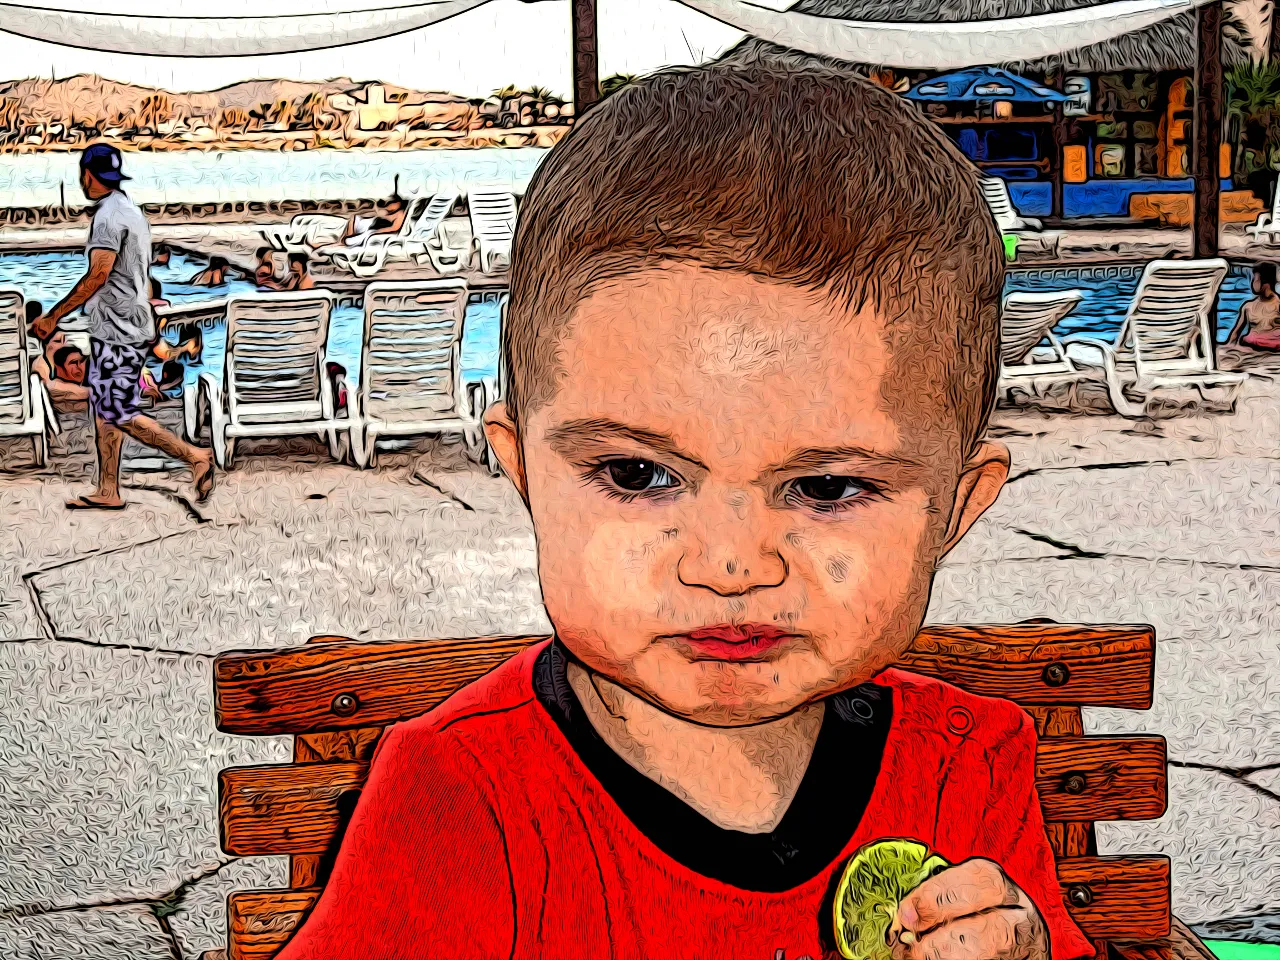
[220,762,366,856]
[1027,706,1085,738]
[216,635,543,735]
[900,624,1155,709]
[1058,856,1170,940]
[1036,737,1167,822]
[225,859,1168,957]
[214,624,1155,735]
[1045,822,1094,859]
[220,738,1163,857]
[229,889,318,960]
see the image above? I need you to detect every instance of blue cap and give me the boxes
[80,143,129,183]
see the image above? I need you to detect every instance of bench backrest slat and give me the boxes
[214,623,1155,736]
[219,735,1166,858]
[224,854,1170,956]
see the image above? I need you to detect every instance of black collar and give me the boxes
[533,640,891,892]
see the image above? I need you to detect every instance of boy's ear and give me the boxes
[483,401,529,502]
[938,440,1010,559]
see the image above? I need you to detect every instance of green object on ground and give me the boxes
[1003,233,1019,261]
[833,839,949,960]
[1205,941,1280,960]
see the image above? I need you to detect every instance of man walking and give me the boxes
[34,144,213,509]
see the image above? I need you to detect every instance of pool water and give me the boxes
[0,250,501,396]
[1,252,1252,396]
[1005,263,1252,341]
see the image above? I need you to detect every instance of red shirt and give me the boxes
[277,643,1094,960]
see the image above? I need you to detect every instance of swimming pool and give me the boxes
[0,251,1252,392]
[0,249,501,391]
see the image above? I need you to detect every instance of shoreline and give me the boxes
[0,125,569,156]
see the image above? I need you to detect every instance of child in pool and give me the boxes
[274,62,1092,960]
[1227,262,1280,350]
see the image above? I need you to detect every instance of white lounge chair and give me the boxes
[981,177,1042,231]
[1063,258,1246,418]
[468,191,518,275]
[998,290,1085,403]
[184,291,349,468]
[1246,184,1280,242]
[320,194,460,278]
[0,289,59,466]
[347,280,495,472]
[261,214,349,252]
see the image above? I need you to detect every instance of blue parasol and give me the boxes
[906,67,1070,103]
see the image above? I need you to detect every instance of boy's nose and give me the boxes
[675,488,788,596]
[678,549,787,596]
[677,538,787,597]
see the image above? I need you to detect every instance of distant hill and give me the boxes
[0,74,475,130]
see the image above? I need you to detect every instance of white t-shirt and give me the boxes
[85,189,155,346]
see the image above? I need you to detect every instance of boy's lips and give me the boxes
[670,623,797,661]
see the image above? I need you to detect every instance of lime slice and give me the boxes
[833,839,949,960]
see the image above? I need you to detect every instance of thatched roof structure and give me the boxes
[720,0,1251,76]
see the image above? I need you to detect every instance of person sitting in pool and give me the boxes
[188,255,230,287]
[28,301,90,408]
[254,247,283,290]
[152,243,171,268]
[283,252,315,291]
[336,195,407,247]
[52,345,88,386]
[1227,262,1280,351]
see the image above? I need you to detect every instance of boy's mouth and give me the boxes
[670,623,797,662]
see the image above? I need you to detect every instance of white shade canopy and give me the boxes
[673,0,1214,68]
[0,0,1213,65]
[0,0,493,58]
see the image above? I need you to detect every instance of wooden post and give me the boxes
[1051,68,1066,223]
[1194,0,1223,259]
[572,0,599,114]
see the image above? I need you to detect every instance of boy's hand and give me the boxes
[889,859,1049,960]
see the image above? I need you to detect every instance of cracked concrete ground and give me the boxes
[1,375,1278,958]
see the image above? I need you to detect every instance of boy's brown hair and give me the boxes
[505,61,1005,452]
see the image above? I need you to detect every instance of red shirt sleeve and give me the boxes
[938,708,1095,960]
[274,721,515,960]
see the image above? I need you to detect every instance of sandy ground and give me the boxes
[0,363,1278,956]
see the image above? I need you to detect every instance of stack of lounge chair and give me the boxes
[998,259,1247,417]
[0,289,59,466]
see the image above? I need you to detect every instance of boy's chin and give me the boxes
[635,648,843,726]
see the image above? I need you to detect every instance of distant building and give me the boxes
[722,0,1251,220]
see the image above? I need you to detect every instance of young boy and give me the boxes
[1227,262,1280,350]
[52,344,88,386]
[275,63,1093,960]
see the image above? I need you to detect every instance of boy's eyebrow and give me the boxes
[764,445,930,474]
[544,418,709,469]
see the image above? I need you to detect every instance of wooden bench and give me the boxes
[205,623,1217,960]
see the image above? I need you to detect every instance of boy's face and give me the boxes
[487,265,1008,725]
[57,351,87,384]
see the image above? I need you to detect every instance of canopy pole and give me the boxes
[1193,0,1222,259]
[1051,66,1066,222]
[572,0,599,113]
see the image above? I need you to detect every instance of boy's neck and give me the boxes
[566,661,824,833]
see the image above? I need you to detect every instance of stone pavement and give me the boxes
[1,379,1278,957]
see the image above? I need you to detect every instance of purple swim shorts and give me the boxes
[89,340,148,425]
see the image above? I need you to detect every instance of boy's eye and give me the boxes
[788,474,879,507]
[603,459,679,493]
